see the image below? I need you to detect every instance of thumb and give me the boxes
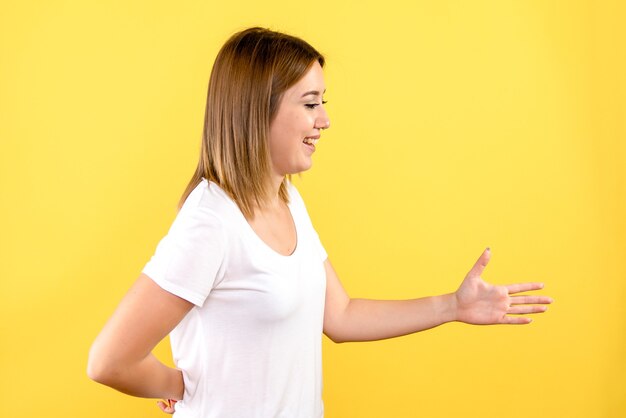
[467,247,491,278]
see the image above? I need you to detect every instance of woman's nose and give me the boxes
[317,110,330,130]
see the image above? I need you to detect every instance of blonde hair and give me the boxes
[178,27,325,217]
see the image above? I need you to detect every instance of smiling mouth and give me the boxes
[303,137,319,145]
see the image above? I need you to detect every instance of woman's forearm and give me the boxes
[88,350,184,399]
[327,293,457,343]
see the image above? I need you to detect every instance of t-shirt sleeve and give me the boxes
[142,202,226,307]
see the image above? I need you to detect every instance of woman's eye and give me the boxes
[305,101,328,109]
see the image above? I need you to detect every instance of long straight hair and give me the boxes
[178,27,325,217]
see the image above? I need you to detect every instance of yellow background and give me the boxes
[1,1,624,417]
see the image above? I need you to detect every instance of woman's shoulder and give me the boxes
[179,178,238,221]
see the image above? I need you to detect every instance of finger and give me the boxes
[508,305,548,314]
[499,315,532,325]
[156,401,175,414]
[467,247,491,278]
[510,295,553,305]
[505,282,544,294]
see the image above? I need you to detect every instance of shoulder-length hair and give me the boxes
[178,27,325,217]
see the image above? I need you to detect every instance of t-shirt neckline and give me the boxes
[201,178,300,259]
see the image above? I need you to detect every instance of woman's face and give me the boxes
[268,61,330,178]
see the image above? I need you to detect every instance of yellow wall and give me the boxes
[1,1,624,417]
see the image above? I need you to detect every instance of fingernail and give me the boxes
[486,247,490,252]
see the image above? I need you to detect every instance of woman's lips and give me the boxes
[303,136,319,152]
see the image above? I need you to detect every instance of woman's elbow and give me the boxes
[323,328,349,344]
[87,342,121,386]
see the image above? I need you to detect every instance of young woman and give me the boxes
[87,27,552,418]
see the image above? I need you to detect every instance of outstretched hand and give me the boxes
[454,248,553,325]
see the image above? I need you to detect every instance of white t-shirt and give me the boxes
[142,178,327,418]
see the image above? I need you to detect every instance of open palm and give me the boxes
[454,248,552,325]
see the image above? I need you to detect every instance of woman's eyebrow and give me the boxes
[300,89,326,98]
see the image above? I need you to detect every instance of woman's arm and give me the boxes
[323,248,552,343]
[87,273,194,400]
